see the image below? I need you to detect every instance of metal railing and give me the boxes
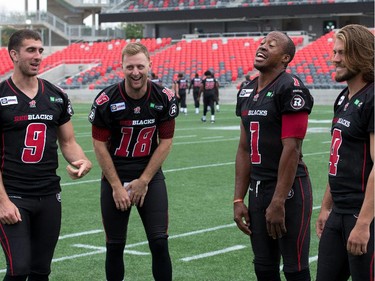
[0,11,125,42]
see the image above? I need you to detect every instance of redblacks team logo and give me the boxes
[290,94,305,110]
[95,93,109,105]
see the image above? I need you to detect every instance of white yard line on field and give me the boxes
[180,245,247,262]
[0,158,326,273]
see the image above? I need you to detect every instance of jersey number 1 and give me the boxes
[250,122,261,164]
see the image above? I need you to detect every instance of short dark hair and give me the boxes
[204,70,212,76]
[8,29,42,55]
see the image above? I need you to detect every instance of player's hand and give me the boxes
[265,200,287,239]
[66,159,92,180]
[347,221,370,256]
[112,184,132,211]
[0,198,22,224]
[233,202,251,236]
[125,179,148,207]
[315,209,330,239]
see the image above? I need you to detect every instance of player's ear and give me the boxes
[9,49,18,62]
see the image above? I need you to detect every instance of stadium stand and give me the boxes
[47,32,345,90]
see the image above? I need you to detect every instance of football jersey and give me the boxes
[177,78,188,94]
[236,71,314,180]
[202,78,217,96]
[328,82,374,214]
[191,78,202,91]
[89,80,179,179]
[0,78,73,196]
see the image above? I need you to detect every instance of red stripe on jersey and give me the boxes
[92,125,111,142]
[281,112,308,139]
[5,78,18,95]
[158,119,175,139]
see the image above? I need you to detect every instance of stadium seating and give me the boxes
[0,32,347,90]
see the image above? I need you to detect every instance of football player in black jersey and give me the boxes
[233,31,314,281]
[173,72,188,115]
[89,42,178,281]
[0,29,92,281]
[200,70,219,123]
[315,24,374,281]
[188,73,202,114]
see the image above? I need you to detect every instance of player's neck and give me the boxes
[11,74,39,99]
[258,69,284,92]
[346,75,367,100]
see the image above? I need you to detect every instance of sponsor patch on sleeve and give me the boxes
[95,92,109,105]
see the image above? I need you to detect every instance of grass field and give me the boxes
[0,103,335,280]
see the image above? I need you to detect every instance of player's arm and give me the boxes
[127,120,175,207]
[233,121,251,236]
[92,125,131,211]
[266,111,308,239]
[0,173,22,224]
[316,183,333,238]
[57,120,92,179]
[347,132,374,256]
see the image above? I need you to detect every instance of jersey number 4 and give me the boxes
[22,123,47,163]
[115,126,156,157]
[329,128,342,176]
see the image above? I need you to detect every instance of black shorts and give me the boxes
[248,176,312,273]
[101,170,169,244]
[316,211,374,281]
[0,193,61,276]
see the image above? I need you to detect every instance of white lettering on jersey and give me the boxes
[28,114,53,120]
[337,118,350,127]
[248,110,268,116]
[132,119,156,125]
[0,96,18,106]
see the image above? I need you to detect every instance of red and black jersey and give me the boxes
[202,77,217,96]
[0,78,73,196]
[89,80,179,179]
[176,78,188,94]
[190,78,202,92]
[329,82,374,214]
[236,71,314,180]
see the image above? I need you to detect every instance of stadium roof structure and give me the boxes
[99,1,374,25]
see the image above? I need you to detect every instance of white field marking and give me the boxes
[61,150,330,187]
[173,135,197,139]
[73,244,150,256]
[309,119,331,124]
[180,245,247,262]
[307,127,330,133]
[202,136,224,139]
[59,229,103,240]
[173,137,239,145]
[0,219,323,273]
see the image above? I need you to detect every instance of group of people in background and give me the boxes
[0,24,372,281]
[158,70,220,123]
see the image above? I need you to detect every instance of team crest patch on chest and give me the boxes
[29,100,37,108]
[290,94,305,110]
